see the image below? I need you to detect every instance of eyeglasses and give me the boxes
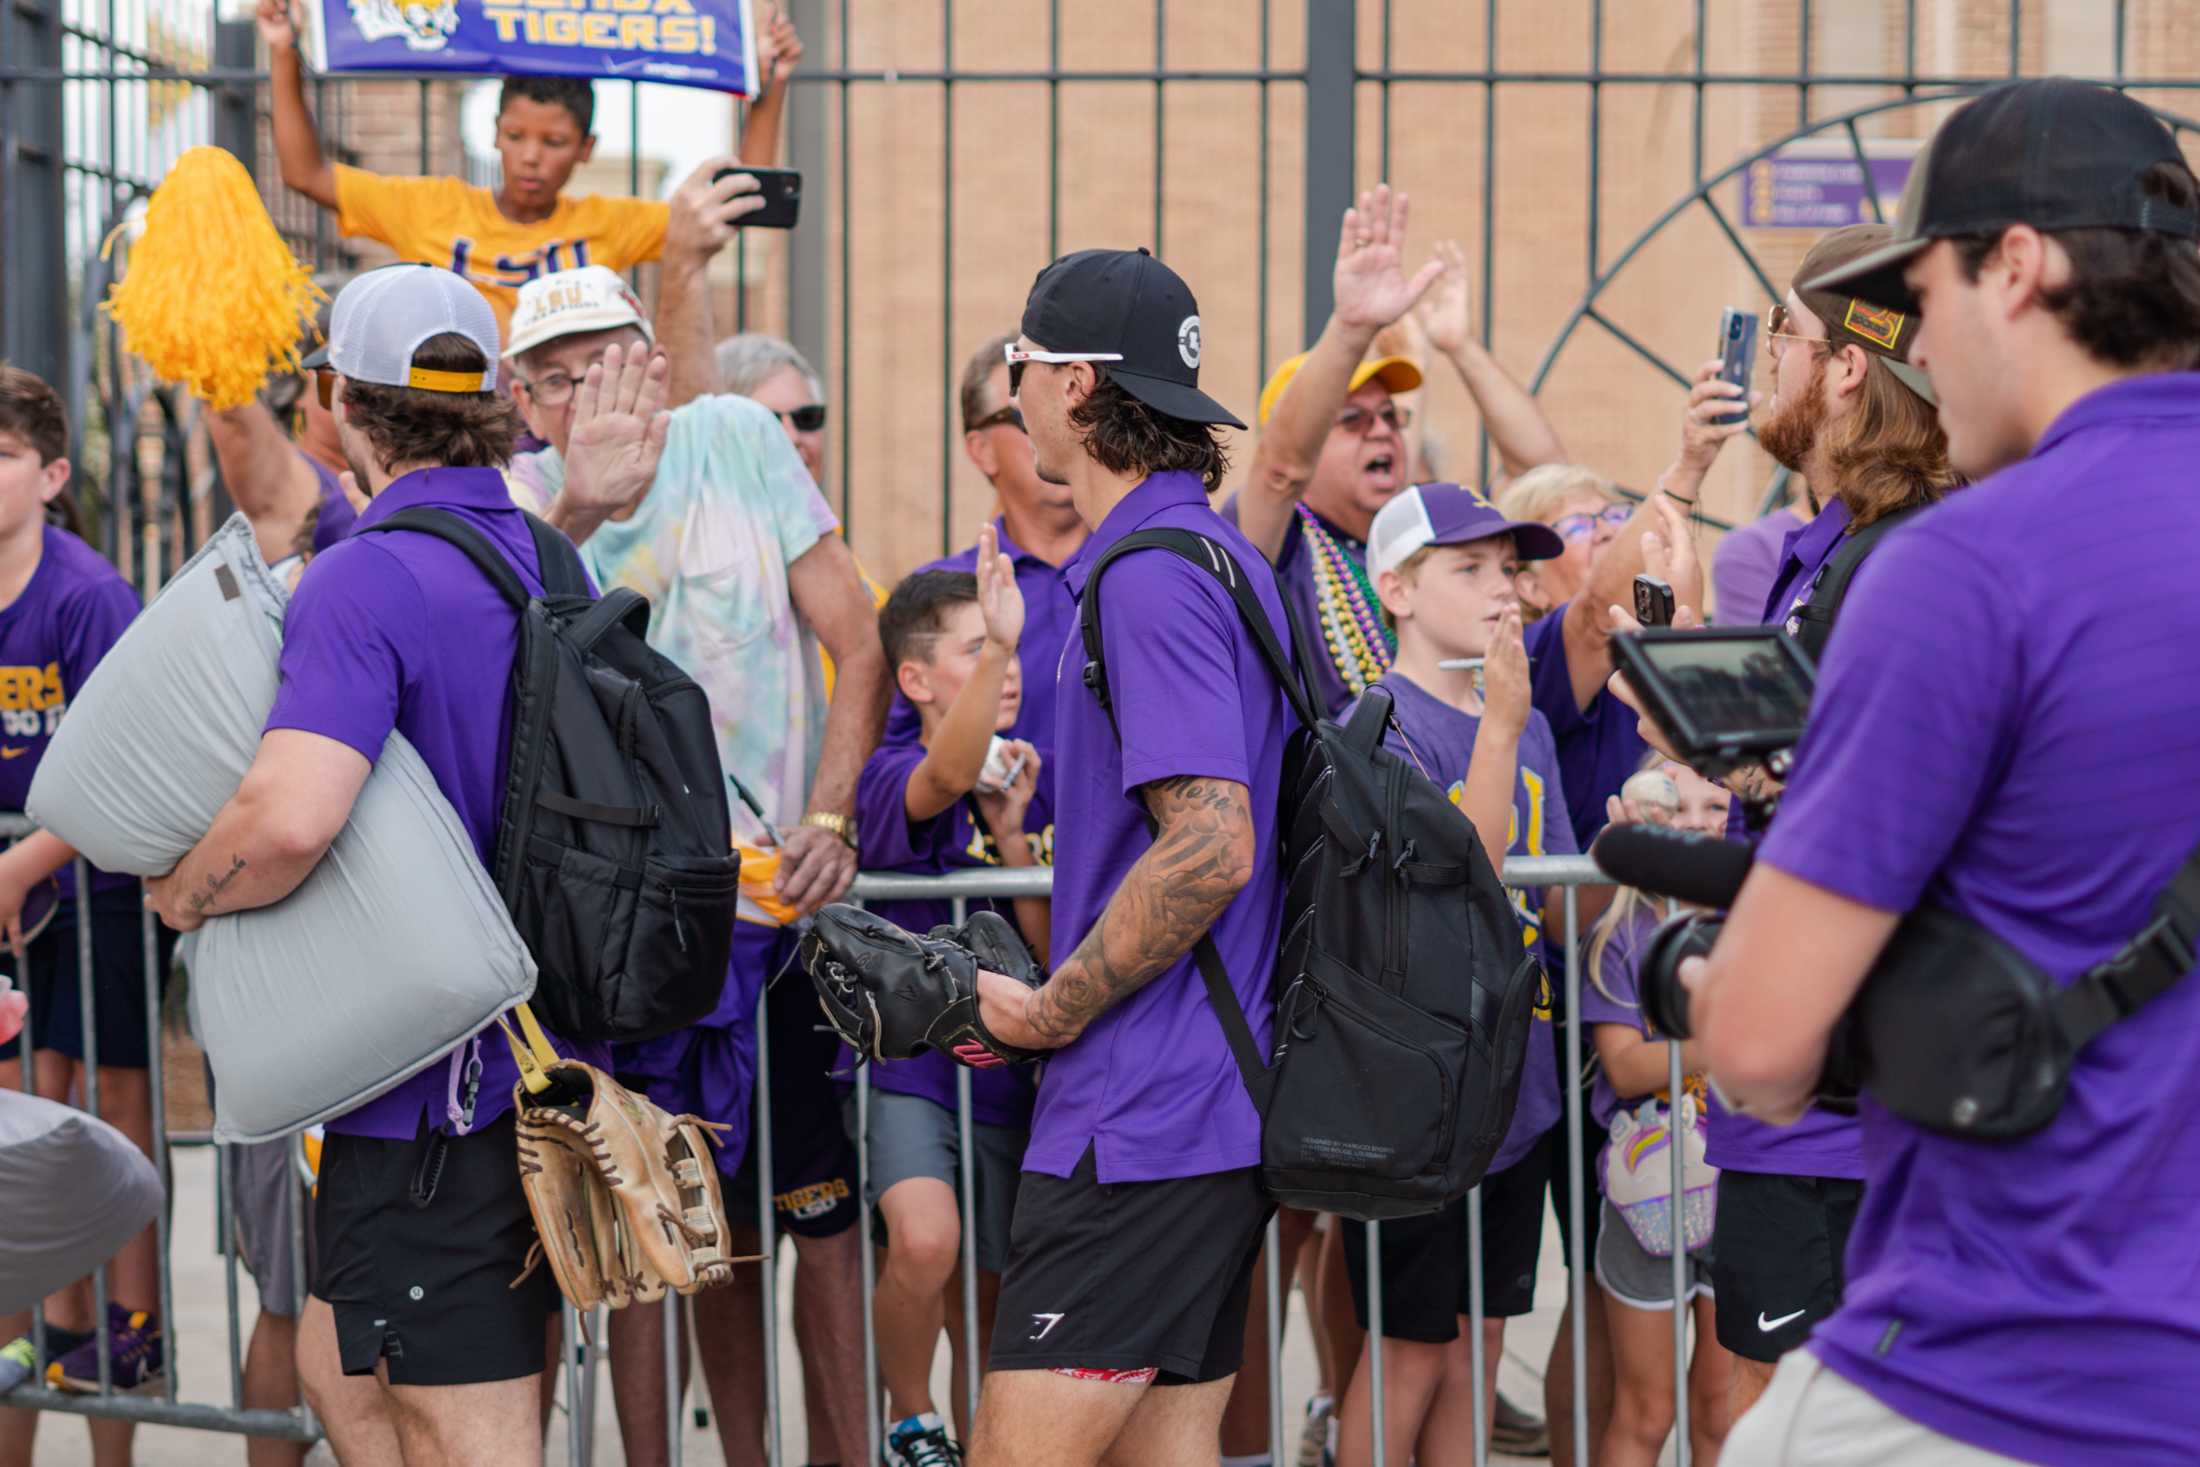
[1003,344,1124,396]
[967,405,1025,434]
[515,370,581,408]
[774,404,828,433]
[1336,401,1411,436]
[1766,303,1831,360]
[1551,504,1633,542]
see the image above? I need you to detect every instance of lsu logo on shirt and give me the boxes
[1449,768,1556,1020]
[449,237,594,290]
[0,662,66,741]
[963,819,1055,870]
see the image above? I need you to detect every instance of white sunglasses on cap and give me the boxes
[1004,343,1123,395]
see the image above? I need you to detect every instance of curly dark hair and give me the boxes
[339,334,521,473]
[497,75,594,135]
[1066,372,1232,495]
[1953,159,2200,372]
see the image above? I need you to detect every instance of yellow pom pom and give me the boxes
[102,147,325,412]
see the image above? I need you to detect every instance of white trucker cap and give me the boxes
[504,266,656,360]
[300,264,500,394]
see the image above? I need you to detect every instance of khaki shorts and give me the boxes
[1725,1352,2034,1466]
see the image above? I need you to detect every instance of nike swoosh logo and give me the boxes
[1757,1308,1808,1333]
[0,748,26,760]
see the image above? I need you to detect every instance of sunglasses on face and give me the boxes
[1551,504,1633,542]
[1003,343,1124,397]
[968,405,1026,434]
[1335,401,1411,436]
[1766,303,1830,359]
[775,404,828,433]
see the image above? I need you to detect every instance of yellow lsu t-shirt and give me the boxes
[332,163,669,340]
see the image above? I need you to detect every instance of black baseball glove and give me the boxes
[802,905,1047,1068]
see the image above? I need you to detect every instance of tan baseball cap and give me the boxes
[504,266,657,360]
[1792,224,1935,406]
[1258,352,1422,427]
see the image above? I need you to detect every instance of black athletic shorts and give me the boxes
[1341,1139,1554,1340]
[1709,1169,1864,1362]
[1548,1014,1605,1264]
[728,966,860,1239]
[0,889,176,1069]
[990,1144,1272,1384]
[313,1111,554,1386]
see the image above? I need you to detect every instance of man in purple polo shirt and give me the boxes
[1632,223,1959,1420]
[143,265,594,1466]
[1683,80,2200,1465]
[954,247,1286,1465]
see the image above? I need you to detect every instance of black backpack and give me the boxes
[365,508,741,1045]
[1786,503,1927,661]
[1081,528,1542,1221]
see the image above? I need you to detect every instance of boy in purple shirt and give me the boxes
[1688,81,2200,1466]
[857,545,1053,1464]
[956,248,1284,1465]
[1325,482,1574,1466]
[143,266,594,1464]
[0,366,170,1458]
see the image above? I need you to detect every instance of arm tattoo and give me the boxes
[187,855,248,916]
[1027,776,1254,1044]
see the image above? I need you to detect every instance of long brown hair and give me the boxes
[1822,356,1961,530]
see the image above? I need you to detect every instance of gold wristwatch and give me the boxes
[800,810,859,854]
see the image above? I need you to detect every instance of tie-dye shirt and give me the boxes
[507,393,839,922]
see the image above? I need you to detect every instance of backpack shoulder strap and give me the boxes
[524,513,593,598]
[363,506,531,610]
[1789,504,1926,660]
[2054,837,2200,1050]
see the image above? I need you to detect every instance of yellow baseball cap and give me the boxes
[1257,352,1423,427]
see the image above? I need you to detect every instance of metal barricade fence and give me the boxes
[0,826,1699,1467]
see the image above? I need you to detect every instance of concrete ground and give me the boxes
[11,1141,1651,1466]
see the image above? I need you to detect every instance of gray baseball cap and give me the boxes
[300,264,501,394]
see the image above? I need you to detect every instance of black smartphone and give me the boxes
[1633,573,1676,628]
[1714,307,1758,425]
[710,165,802,229]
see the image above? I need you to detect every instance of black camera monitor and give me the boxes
[1609,628,1816,767]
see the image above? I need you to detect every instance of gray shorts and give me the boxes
[228,1135,314,1318]
[844,1089,1025,1274]
[1595,1197,1713,1311]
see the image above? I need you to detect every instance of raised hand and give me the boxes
[1482,606,1531,735]
[256,0,298,52]
[1332,183,1449,335]
[563,342,672,518]
[763,6,804,88]
[1414,239,1476,356]
[975,520,1026,653]
[1678,357,1758,475]
[667,156,765,265]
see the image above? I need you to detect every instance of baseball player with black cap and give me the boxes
[1677,78,2200,1466]
[954,246,1294,1465]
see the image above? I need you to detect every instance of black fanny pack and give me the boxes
[1825,847,2200,1139]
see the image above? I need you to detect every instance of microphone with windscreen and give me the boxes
[1590,823,1756,909]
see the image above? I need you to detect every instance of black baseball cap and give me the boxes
[1807,77,2200,313]
[1019,248,1246,430]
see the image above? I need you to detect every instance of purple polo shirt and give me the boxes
[1219,496,1370,718]
[268,465,605,1139]
[1707,495,1864,1180]
[1758,375,2200,1465]
[0,527,141,899]
[852,738,1052,1128]
[1028,471,1294,1183]
[1708,506,1803,626]
[880,517,1078,756]
[1578,903,1723,1187]
[1364,673,1577,1174]
[302,451,359,553]
[1524,606,1647,853]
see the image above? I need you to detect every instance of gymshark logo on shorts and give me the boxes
[1757,1308,1807,1333]
[1027,1312,1066,1341]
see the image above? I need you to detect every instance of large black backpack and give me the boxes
[365,508,741,1045]
[1080,528,1542,1221]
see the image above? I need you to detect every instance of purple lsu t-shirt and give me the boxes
[302,451,359,553]
[1029,471,1294,1183]
[1577,903,1723,1189]
[1758,375,2200,1465]
[1365,672,1578,1174]
[853,738,1052,1128]
[1524,606,1646,853]
[1708,496,1864,1180]
[0,527,140,898]
[268,466,606,1139]
[881,517,1078,756]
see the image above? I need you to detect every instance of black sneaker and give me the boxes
[883,1411,962,1467]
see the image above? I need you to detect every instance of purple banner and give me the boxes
[1742,149,1916,231]
[309,0,756,94]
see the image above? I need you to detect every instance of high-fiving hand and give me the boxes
[562,342,672,521]
[1332,184,1450,335]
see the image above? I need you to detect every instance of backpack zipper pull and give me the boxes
[670,886,690,953]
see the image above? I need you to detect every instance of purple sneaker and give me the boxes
[47,1305,163,1394]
